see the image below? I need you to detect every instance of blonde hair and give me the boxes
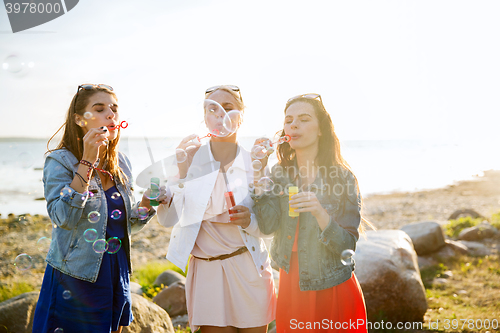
[205,85,245,112]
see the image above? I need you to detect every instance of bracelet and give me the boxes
[79,160,114,181]
[75,172,89,186]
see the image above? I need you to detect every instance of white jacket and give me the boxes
[157,143,272,276]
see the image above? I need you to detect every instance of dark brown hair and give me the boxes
[47,87,127,184]
[277,97,374,234]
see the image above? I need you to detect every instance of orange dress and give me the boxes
[276,220,367,332]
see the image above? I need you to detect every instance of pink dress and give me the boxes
[186,171,276,331]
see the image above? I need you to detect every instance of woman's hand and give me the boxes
[140,186,171,210]
[81,126,109,163]
[290,192,330,230]
[176,134,201,179]
[228,205,251,229]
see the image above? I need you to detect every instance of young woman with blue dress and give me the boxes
[32,84,169,333]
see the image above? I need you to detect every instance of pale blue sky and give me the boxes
[1,0,499,143]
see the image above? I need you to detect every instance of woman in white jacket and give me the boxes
[158,85,276,333]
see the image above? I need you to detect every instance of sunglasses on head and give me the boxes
[73,83,113,113]
[205,85,240,95]
[287,93,322,104]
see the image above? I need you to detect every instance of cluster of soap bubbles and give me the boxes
[203,99,242,138]
[84,233,122,254]
[174,100,244,163]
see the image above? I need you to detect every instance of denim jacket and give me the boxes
[253,164,361,291]
[43,148,155,283]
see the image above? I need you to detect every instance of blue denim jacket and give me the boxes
[43,148,155,283]
[253,164,361,291]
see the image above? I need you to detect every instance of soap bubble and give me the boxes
[175,148,187,163]
[251,145,267,160]
[110,209,122,220]
[37,237,51,252]
[83,111,94,120]
[14,254,32,270]
[54,328,63,333]
[222,110,242,135]
[16,152,35,169]
[110,192,121,200]
[83,191,94,199]
[256,177,274,192]
[83,229,98,242]
[76,119,87,127]
[340,249,355,266]
[93,239,108,253]
[88,211,100,223]
[62,290,71,300]
[251,160,262,171]
[2,55,34,76]
[60,187,73,197]
[204,99,231,138]
[107,237,122,254]
[137,207,149,220]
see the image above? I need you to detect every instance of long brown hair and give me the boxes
[276,96,374,235]
[46,86,127,185]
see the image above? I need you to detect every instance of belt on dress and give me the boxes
[191,246,248,262]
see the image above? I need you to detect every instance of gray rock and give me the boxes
[124,293,175,333]
[154,269,186,287]
[458,222,498,241]
[433,244,456,259]
[170,314,189,330]
[354,230,428,323]
[458,240,491,257]
[153,281,187,317]
[130,281,143,295]
[0,292,38,332]
[400,221,446,255]
[445,239,468,255]
[0,292,175,333]
[417,256,438,270]
[442,270,453,278]
[432,278,449,285]
[448,209,483,220]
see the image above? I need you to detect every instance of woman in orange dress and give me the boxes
[252,93,371,332]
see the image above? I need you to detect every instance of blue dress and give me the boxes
[33,186,133,333]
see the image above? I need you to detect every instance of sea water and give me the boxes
[0,137,498,216]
